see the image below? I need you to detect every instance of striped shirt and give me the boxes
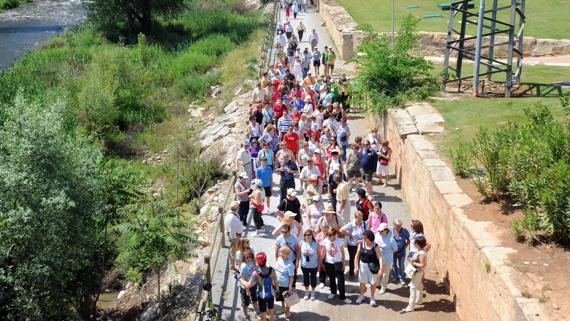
[278,116,293,134]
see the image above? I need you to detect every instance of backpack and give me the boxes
[257,267,275,299]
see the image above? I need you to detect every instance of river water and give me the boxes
[0,0,85,70]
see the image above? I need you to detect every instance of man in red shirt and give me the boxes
[273,99,285,120]
[283,126,300,157]
[311,149,326,194]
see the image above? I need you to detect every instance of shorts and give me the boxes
[377,163,389,176]
[240,285,258,307]
[347,169,361,179]
[264,186,272,197]
[328,63,335,69]
[358,261,377,284]
[258,296,275,313]
[361,169,374,182]
[276,286,289,302]
[313,60,320,67]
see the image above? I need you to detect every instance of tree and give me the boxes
[115,199,194,312]
[0,94,105,320]
[349,15,438,113]
[87,0,188,35]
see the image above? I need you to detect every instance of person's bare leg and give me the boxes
[268,309,275,321]
[359,283,366,295]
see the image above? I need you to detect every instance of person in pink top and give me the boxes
[367,201,388,233]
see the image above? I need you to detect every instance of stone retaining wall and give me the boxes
[318,0,369,60]
[378,106,545,321]
[416,32,570,57]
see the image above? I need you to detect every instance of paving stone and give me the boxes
[444,192,473,208]
[435,180,463,194]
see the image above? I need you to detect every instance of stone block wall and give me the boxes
[378,108,545,321]
[318,0,370,60]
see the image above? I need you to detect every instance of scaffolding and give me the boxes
[442,0,526,97]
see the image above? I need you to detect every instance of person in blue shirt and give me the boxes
[274,246,296,319]
[374,223,398,295]
[256,157,273,214]
[237,249,259,321]
[391,219,410,285]
[276,153,298,201]
[300,229,321,300]
[359,140,378,197]
[290,96,305,111]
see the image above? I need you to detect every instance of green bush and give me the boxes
[451,143,472,178]
[189,34,235,56]
[459,102,570,244]
[349,15,438,113]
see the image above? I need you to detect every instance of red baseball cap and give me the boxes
[255,252,267,265]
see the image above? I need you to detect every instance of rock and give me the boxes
[210,85,222,98]
[152,192,161,198]
[553,304,560,310]
[117,290,126,300]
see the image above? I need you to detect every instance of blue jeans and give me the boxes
[340,144,347,161]
[392,253,406,281]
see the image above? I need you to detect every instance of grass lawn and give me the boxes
[431,96,566,156]
[430,63,570,84]
[336,0,570,39]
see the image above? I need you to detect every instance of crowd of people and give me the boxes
[223,1,432,320]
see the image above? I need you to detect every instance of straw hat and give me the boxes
[322,204,336,214]
[284,211,297,218]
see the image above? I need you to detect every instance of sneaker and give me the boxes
[327,294,335,300]
[304,293,310,300]
[379,287,386,295]
[401,306,414,313]
[310,291,317,300]
[415,298,423,305]
[400,279,406,286]
[342,298,352,304]
[355,295,365,304]
[319,282,325,289]
[370,299,377,307]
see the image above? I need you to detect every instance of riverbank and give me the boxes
[0,1,268,319]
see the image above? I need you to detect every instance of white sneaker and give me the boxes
[310,291,317,300]
[379,287,386,295]
[400,279,406,286]
[370,299,377,307]
[304,293,310,300]
[319,282,325,289]
[355,295,365,304]
[343,298,352,304]
[401,306,414,313]
[415,298,423,305]
[327,294,335,300]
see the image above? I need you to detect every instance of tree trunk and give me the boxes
[157,269,161,317]
[140,0,152,34]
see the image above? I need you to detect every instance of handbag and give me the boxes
[283,290,300,306]
[256,203,264,212]
[367,261,380,274]
[405,263,417,279]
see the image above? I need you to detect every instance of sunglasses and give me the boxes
[282,230,290,234]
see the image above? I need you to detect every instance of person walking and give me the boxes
[249,179,266,236]
[296,21,306,42]
[326,48,336,75]
[236,140,254,182]
[402,236,428,313]
[368,201,388,233]
[224,201,245,265]
[309,29,319,51]
[360,140,378,197]
[321,45,329,76]
[240,252,278,321]
[300,229,320,300]
[312,47,321,76]
[355,188,373,222]
[375,223,397,295]
[276,188,302,223]
[340,210,367,278]
[354,230,382,306]
[377,140,392,187]
[336,176,350,223]
[345,143,362,190]
[234,172,252,227]
[321,228,351,304]
[274,246,296,319]
[336,116,350,161]
[391,219,410,285]
[256,158,273,213]
[276,154,298,202]
[236,249,259,321]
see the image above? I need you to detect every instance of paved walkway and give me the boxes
[211,4,458,321]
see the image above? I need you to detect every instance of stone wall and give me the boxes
[318,0,369,60]
[416,32,570,57]
[377,105,545,321]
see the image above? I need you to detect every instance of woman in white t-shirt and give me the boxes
[402,236,428,313]
[321,228,351,304]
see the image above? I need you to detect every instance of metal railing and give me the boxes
[258,0,281,79]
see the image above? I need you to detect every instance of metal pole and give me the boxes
[486,0,499,80]
[472,0,486,97]
[391,0,395,48]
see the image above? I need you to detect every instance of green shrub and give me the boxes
[349,15,438,113]
[465,103,570,244]
[189,34,235,56]
[451,143,472,178]
[176,71,221,98]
